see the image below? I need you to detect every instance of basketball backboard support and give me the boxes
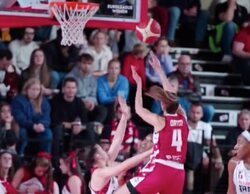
[0,0,147,30]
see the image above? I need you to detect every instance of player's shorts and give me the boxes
[127,160,185,194]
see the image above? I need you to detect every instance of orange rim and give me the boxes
[49,2,99,10]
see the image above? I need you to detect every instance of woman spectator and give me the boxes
[59,151,85,194]
[12,152,59,194]
[0,149,17,194]
[83,30,113,77]
[11,78,52,155]
[0,102,19,151]
[97,58,129,123]
[21,48,58,96]
[146,37,174,87]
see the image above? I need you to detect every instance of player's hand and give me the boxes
[149,51,162,72]
[118,96,130,118]
[131,66,142,85]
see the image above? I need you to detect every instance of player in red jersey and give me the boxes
[115,52,189,194]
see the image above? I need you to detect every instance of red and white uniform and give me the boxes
[233,160,250,194]
[129,113,189,194]
[89,176,119,194]
[62,175,83,194]
[0,178,17,194]
[110,119,140,154]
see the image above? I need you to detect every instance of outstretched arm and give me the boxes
[108,96,129,162]
[132,66,164,131]
[97,149,152,179]
[148,51,176,93]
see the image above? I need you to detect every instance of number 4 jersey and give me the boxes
[152,113,189,164]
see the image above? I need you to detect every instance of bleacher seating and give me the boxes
[170,47,250,142]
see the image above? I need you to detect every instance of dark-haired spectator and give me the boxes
[0,150,17,194]
[232,22,250,85]
[11,78,52,155]
[0,102,19,152]
[146,37,174,87]
[21,48,58,96]
[66,53,107,124]
[12,152,59,194]
[186,102,223,193]
[50,77,97,161]
[97,58,129,123]
[82,30,113,77]
[41,29,79,88]
[59,151,85,194]
[9,27,38,74]
[0,49,20,100]
[214,0,248,62]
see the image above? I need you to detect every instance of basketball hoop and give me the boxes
[49,1,99,46]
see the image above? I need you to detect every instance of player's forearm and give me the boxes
[135,82,143,114]
[109,115,128,161]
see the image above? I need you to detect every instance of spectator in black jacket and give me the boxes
[50,77,97,161]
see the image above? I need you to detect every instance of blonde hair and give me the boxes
[22,78,43,113]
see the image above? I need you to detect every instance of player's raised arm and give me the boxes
[148,51,176,93]
[131,66,163,130]
[108,96,129,162]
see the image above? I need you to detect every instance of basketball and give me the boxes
[136,17,161,44]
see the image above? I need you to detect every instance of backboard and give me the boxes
[0,0,147,30]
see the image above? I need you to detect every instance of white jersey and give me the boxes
[89,176,119,194]
[0,181,6,194]
[234,160,250,194]
[62,186,71,194]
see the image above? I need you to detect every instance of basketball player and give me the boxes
[227,129,250,194]
[114,52,189,194]
[88,96,153,194]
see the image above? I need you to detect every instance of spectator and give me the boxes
[82,30,113,77]
[148,0,169,36]
[232,21,250,85]
[97,58,129,123]
[0,49,20,100]
[214,0,248,62]
[0,149,17,194]
[158,0,181,45]
[9,27,38,74]
[41,29,79,88]
[66,53,107,124]
[60,151,85,194]
[122,43,147,107]
[12,152,59,194]
[50,77,97,162]
[186,102,223,193]
[21,48,58,96]
[0,102,19,152]
[11,78,52,155]
[168,55,215,122]
[110,102,140,160]
[146,37,174,86]
[225,109,250,158]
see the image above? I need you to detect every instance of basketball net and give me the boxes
[50,2,99,46]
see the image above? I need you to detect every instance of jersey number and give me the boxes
[171,129,182,152]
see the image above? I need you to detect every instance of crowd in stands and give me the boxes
[0,0,249,193]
